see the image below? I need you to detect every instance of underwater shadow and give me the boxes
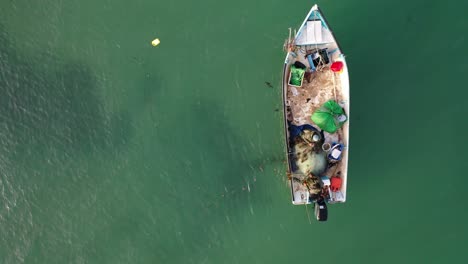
[0,25,132,161]
[81,99,269,262]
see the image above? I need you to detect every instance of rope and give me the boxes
[332,71,337,101]
[305,202,312,224]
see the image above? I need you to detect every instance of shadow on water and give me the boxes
[171,99,278,199]
[157,100,287,262]
[76,99,274,263]
[0,22,278,263]
[0,24,136,263]
[1,21,254,260]
[0,25,132,160]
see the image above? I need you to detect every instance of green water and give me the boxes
[0,0,467,263]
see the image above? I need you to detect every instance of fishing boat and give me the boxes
[281,4,349,221]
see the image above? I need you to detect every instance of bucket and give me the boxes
[322,143,331,152]
[330,61,344,73]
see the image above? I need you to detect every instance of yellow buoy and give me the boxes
[151,38,160,47]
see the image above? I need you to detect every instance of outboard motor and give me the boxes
[314,199,328,221]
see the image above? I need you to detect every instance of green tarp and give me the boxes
[289,65,305,86]
[311,100,347,133]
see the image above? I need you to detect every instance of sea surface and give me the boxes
[1,0,467,263]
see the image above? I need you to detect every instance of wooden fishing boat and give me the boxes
[281,4,350,221]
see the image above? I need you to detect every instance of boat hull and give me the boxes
[281,5,350,208]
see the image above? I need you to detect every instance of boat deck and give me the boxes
[283,48,349,204]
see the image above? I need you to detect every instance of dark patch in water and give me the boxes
[0,25,132,159]
[264,81,273,88]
